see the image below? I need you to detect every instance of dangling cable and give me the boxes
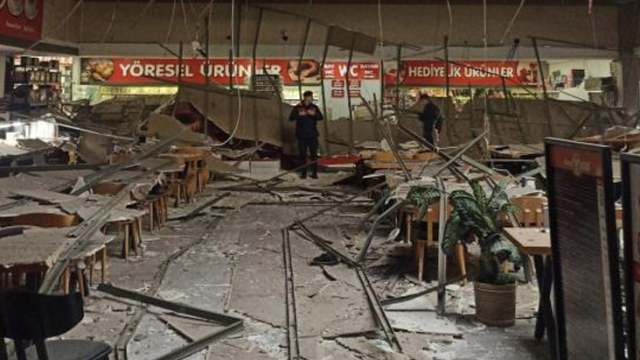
[24,0,85,52]
[499,0,526,45]
[589,4,599,49]
[446,0,453,43]
[100,0,120,43]
[482,0,490,159]
[165,0,177,45]
[180,0,194,42]
[213,0,243,147]
[186,0,199,20]
[129,0,157,30]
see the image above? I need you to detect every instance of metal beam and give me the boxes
[531,37,554,137]
[97,283,242,325]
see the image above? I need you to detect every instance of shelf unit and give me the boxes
[9,57,63,112]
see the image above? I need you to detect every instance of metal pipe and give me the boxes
[298,19,312,101]
[395,45,402,118]
[319,31,332,156]
[531,37,554,136]
[356,200,405,263]
[436,177,447,315]
[204,15,210,140]
[346,34,356,154]
[444,35,450,135]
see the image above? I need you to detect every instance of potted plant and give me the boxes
[408,180,521,327]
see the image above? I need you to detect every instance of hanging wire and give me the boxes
[589,8,599,49]
[79,1,84,43]
[129,0,157,30]
[24,0,85,52]
[499,0,525,45]
[445,0,453,42]
[100,0,120,43]
[180,0,194,42]
[186,0,199,20]
[482,0,491,160]
[213,0,243,147]
[165,0,177,45]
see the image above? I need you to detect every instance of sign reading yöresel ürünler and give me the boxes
[545,138,624,360]
[622,153,640,360]
[79,58,381,86]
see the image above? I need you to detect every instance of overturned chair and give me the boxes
[0,291,111,360]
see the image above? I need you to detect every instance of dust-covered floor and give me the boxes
[63,175,551,360]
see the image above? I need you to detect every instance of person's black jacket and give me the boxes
[419,102,443,133]
[289,103,324,138]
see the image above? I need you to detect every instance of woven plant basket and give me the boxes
[474,281,517,327]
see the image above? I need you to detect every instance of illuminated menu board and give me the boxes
[545,138,623,360]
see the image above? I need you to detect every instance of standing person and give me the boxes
[418,93,443,149]
[289,90,324,179]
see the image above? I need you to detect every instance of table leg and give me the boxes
[149,203,155,232]
[533,255,546,340]
[406,213,412,243]
[76,264,85,298]
[101,248,107,283]
[522,253,533,283]
[541,256,558,360]
[534,255,558,359]
[416,240,425,283]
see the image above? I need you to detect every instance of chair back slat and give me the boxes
[0,292,84,340]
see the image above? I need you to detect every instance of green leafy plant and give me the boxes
[408,180,521,285]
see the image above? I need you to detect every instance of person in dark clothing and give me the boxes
[289,90,324,179]
[418,94,443,148]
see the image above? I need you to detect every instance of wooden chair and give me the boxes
[0,291,111,360]
[507,196,546,228]
[108,153,133,164]
[142,193,169,232]
[175,147,210,192]
[102,216,142,260]
[407,204,466,283]
[159,155,198,205]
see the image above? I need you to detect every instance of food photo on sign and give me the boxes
[8,0,23,15]
[81,59,115,84]
[287,60,321,84]
[24,0,36,19]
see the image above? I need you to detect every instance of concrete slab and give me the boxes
[387,311,461,336]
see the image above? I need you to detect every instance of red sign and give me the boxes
[331,80,345,88]
[331,89,345,98]
[549,145,603,178]
[0,0,43,41]
[323,62,380,80]
[349,89,361,98]
[80,58,383,87]
[80,58,324,86]
[384,60,538,87]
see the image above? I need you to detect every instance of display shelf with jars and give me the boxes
[9,56,63,112]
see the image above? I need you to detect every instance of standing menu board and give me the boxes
[545,138,623,360]
[252,74,282,94]
[623,153,640,360]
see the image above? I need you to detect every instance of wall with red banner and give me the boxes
[80,58,381,87]
[0,0,43,41]
[383,60,539,87]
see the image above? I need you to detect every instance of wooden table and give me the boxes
[0,228,114,295]
[503,227,557,357]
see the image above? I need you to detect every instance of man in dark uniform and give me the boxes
[289,91,324,179]
[418,94,443,149]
